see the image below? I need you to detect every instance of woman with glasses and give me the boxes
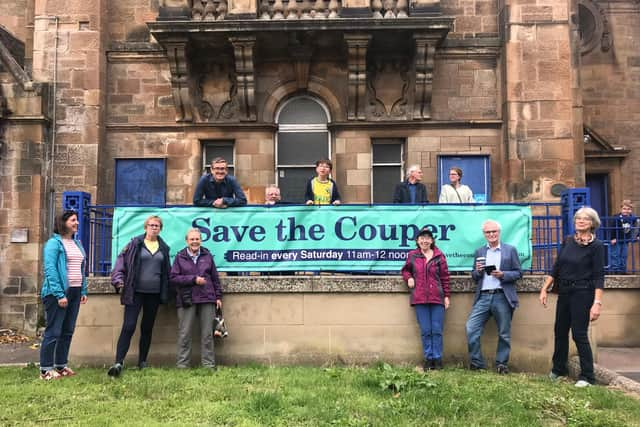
[439,167,474,203]
[539,207,605,387]
[39,210,88,380]
[402,227,451,370]
[108,215,171,377]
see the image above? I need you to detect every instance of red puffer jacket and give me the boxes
[401,247,450,306]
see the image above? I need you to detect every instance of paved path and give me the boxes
[598,347,640,383]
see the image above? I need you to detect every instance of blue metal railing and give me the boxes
[80,202,569,277]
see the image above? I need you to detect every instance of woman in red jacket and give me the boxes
[401,227,451,370]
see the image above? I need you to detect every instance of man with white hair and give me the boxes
[466,219,522,374]
[392,165,428,204]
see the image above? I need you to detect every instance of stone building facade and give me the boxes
[0,0,638,332]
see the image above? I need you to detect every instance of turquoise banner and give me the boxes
[112,205,532,272]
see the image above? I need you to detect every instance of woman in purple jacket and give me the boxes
[401,227,451,371]
[170,228,223,369]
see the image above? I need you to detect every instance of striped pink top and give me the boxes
[62,239,84,287]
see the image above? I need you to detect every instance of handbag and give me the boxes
[214,306,229,338]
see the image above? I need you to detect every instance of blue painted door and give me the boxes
[586,173,608,217]
[115,159,166,205]
[437,155,491,202]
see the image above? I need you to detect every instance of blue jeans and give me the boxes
[610,242,629,273]
[465,291,513,368]
[40,287,82,372]
[414,304,445,360]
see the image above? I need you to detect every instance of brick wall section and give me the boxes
[500,0,582,201]
[441,0,499,38]
[0,0,28,48]
[582,3,640,205]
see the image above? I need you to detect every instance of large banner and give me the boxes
[112,205,532,272]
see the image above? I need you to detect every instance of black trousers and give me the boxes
[551,288,596,383]
[115,292,161,365]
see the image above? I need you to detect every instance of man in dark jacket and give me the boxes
[393,165,428,203]
[466,219,522,375]
[193,157,247,208]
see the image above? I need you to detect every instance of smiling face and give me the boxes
[482,222,501,247]
[185,230,202,253]
[211,160,228,182]
[416,234,434,251]
[574,214,593,233]
[64,214,79,236]
[621,205,633,216]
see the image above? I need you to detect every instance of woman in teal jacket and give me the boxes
[39,210,88,380]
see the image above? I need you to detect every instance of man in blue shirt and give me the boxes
[466,219,522,374]
[193,157,247,208]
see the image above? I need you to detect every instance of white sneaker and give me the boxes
[575,380,592,388]
[548,371,561,381]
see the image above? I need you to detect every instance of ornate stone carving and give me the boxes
[345,34,371,121]
[367,58,409,119]
[165,39,193,122]
[413,34,435,120]
[229,36,257,121]
[194,62,238,121]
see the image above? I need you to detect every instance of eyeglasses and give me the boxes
[147,224,161,228]
[575,216,592,221]
[483,230,499,234]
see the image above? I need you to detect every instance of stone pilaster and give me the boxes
[501,0,583,201]
[345,34,370,121]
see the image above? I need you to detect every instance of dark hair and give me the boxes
[54,210,78,235]
[211,157,227,166]
[315,159,333,170]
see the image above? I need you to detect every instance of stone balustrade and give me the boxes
[191,0,228,21]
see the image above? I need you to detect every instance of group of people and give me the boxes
[193,157,475,207]
[401,207,605,387]
[38,157,605,387]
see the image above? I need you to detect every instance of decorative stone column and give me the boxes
[345,34,371,121]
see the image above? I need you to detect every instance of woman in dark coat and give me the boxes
[108,215,171,377]
[401,227,451,370]
[539,207,605,387]
[170,228,223,369]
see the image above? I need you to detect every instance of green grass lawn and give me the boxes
[2,363,639,426]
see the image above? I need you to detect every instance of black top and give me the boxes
[551,237,605,289]
[393,181,428,204]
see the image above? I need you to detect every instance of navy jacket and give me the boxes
[393,181,428,204]
[193,174,247,207]
[471,242,522,309]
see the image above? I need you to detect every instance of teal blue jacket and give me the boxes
[41,234,87,299]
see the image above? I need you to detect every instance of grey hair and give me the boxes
[406,165,420,180]
[185,227,202,240]
[482,219,502,231]
[265,184,280,196]
[574,207,601,231]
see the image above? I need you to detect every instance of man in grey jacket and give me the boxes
[466,219,522,374]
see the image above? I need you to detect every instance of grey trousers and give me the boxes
[176,303,216,368]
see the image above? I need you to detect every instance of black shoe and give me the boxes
[469,364,485,371]
[107,363,122,378]
[497,364,509,375]
[423,359,433,371]
[137,361,147,370]
[434,359,443,370]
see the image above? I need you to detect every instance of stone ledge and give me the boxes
[87,275,640,295]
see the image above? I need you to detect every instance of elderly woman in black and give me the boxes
[539,207,604,387]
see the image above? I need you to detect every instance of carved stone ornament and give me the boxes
[165,39,193,122]
[345,34,371,121]
[367,58,409,119]
[413,34,435,120]
[229,36,257,121]
[194,62,238,122]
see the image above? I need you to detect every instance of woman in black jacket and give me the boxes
[539,207,605,387]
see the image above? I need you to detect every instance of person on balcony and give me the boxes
[304,159,341,205]
[466,219,522,374]
[401,227,451,371]
[170,228,222,369]
[108,215,171,377]
[39,210,88,380]
[439,167,474,203]
[393,165,428,204]
[193,157,247,208]
[609,199,638,273]
[539,207,605,387]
